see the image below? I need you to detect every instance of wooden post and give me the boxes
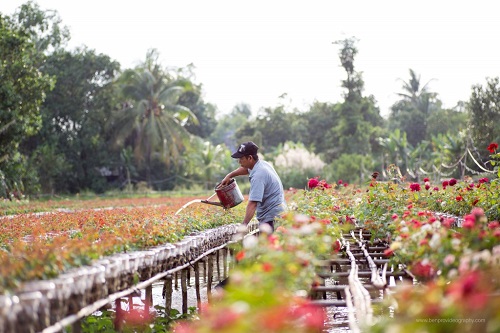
[223,248,228,279]
[164,275,173,316]
[114,299,123,332]
[203,259,207,283]
[145,285,153,310]
[194,261,201,308]
[207,254,214,302]
[216,250,221,281]
[174,272,178,290]
[181,269,188,315]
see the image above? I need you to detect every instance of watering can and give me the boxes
[201,179,244,209]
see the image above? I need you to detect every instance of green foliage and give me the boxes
[467,76,500,156]
[234,105,307,150]
[426,106,468,139]
[79,306,197,333]
[0,13,54,198]
[388,69,439,147]
[24,47,120,194]
[209,103,252,150]
[323,153,372,184]
[109,49,198,187]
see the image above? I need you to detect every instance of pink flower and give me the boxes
[443,218,455,228]
[443,254,455,265]
[488,221,499,229]
[384,248,394,257]
[447,271,489,311]
[471,207,485,217]
[462,214,476,229]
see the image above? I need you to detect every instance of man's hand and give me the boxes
[219,175,232,188]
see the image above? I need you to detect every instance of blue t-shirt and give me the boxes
[248,160,286,223]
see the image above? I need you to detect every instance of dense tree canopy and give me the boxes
[0,13,54,197]
[0,2,498,196]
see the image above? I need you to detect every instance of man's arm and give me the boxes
[242,200,258,225]
[221,166,249,186]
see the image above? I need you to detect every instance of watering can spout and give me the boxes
[200,200,224,207]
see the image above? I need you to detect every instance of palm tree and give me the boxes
[111,51,198,185]
[390,69,438,146]
[396,69,437,114]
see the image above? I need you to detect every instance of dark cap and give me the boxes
[231,141,259,158]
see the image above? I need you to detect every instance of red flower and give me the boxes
[425,184,430,190]
[447,271,489,311]
[449,178,457,186]
[338,179,343,184]
[235,250,245,261]
[456,196,463,201]
[308,178,319,189]
[479,177,489,184]
[262,262,273,272]
[384,248,394,256]
[332,240,342,252]
[292,301,326,330]
[423,177,430,182]
[409,183,421,191]
[411,260,435,279]
[487,142,498,153]
[442,180,449,189]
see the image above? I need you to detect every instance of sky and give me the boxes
[2,0,499,118]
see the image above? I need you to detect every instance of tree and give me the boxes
[326,38,384,162]
[0,13,54,197]
[467,77,500,157]
[234,105,303,151]
[388,69,438,146]
[24,47,121,194]
[209,103,252,150]
[110,49,198,186]
[11,0,70,53]
[175,65,217,139]
[426,105,468,140]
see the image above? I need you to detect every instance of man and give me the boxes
[220,141,286,233]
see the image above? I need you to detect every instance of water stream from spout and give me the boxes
[175,192,218,215]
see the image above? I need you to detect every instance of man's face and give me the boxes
[238,155,252,168]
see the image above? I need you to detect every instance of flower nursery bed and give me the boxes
[1,175,499,332]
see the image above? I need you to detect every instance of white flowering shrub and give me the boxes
[272,142,326,189]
